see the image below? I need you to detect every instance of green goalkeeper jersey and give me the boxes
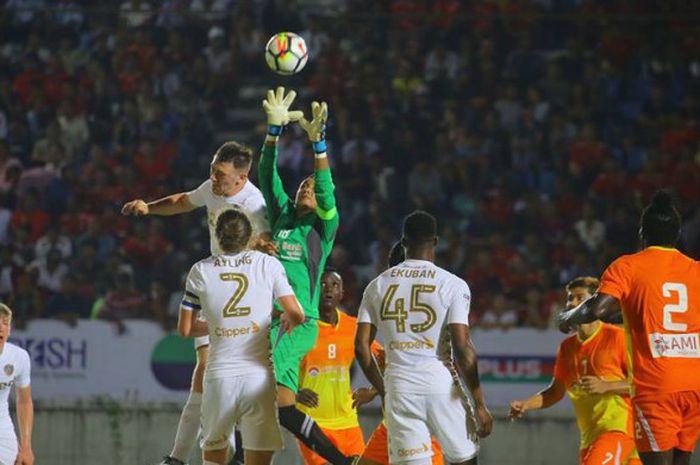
[258,143,339,320]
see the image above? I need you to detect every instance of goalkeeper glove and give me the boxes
[262,86,304,136]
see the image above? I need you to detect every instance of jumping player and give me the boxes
[122,141,269,465]
[259,87,351,465]
[177,208,305,465]
[294,270,368,464]
[559,191,700,465]
[355,211,493,465]
[509,277,641,465]
[0,303,34,465]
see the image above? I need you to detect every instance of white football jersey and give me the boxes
[186,179,270,255]
[182,251,294,379]
[357,259,471,394]
[0,343,30,438]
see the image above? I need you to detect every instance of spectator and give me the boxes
[0,2,696,330]
[29,248,69,294]
[480,294,518,331]
[35,224,72,260]
[10,191,50,243]
[96,271,145,334]
[573,202,606,252]
[43,275,92,326]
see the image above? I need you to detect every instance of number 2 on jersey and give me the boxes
[380,284,437,333]
[219,273,250,317]
[663,282,688,331]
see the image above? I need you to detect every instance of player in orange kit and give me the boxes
[509,276,641,465]
[352,242,446,465]
[560,191,700,465]
[295,270,370,465]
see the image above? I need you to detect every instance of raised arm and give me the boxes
[450,323,493,438]
[122,192,197,216]
[259,139,290,225]
[259,87,304,225]
[299,101,339,238]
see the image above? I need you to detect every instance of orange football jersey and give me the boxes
[554,323,634,448]
[598,247,700,396]
[298,309,382,429]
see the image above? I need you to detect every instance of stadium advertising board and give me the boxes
[10,321,568,407]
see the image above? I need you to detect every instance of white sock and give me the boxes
[170,391,202,461]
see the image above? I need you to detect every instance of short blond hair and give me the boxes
[0,303,12,321]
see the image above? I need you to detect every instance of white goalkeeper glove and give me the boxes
[262,86,304,136]
[299,101,328,143]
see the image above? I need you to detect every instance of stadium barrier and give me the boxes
[10,320,571,408]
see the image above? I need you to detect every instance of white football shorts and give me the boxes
[0,436,17,465]
[385,384,478,464]
[201,371,282,452]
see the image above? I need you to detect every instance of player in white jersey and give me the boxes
[355,211,493,465]
[122,141,271,465]
[177,208,304,465]
[0,304,33,465]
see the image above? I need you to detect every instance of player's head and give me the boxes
[294,175,317,214]
[565,276,599,310]
[320,269,343,312]
[640,190,681,247]
[0,303,12,342]
[387,240,405,268]
[215,208,253,255]
[401,210,438,257]
[210,141,254,196]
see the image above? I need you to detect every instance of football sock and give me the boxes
[170,391,202,461]
[278,405,351,465]
[231,430,244,463]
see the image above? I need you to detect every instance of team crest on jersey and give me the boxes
[308,366,320,377]
[4,364,13,376]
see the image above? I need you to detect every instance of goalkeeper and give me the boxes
[260,88,354,465]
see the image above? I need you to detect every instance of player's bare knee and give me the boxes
[244,449,274,465]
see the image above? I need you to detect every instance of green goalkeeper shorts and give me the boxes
[270,317,319,393]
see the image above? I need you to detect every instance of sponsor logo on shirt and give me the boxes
[389,336,434,351]
[278,241,303,261]
[397,443,430,458]
[649,333,700,358]
[306,365,347,381]
[214,322,260,338]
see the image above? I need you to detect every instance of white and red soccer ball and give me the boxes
[265,32,309,75]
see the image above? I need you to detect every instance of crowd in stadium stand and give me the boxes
[0,0,699,332]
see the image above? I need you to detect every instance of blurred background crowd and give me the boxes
[0,0,699,332]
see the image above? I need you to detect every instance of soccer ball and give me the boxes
[265,32,309,75]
